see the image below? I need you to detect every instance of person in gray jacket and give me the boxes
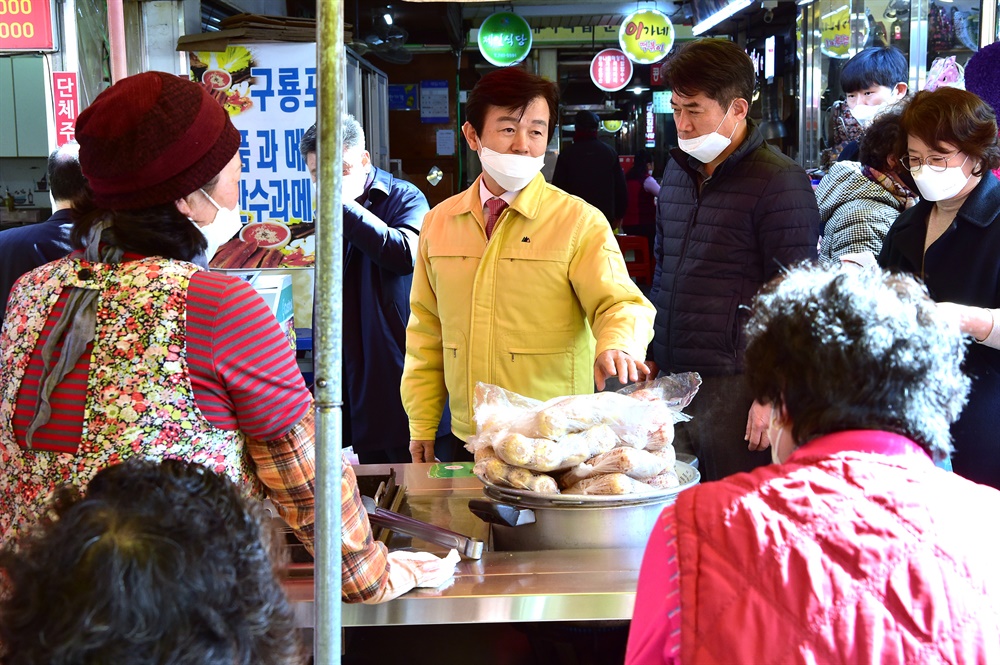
[647,38,820,481]
[817,106,917,266]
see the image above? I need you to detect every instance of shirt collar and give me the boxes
[478,178,520,209]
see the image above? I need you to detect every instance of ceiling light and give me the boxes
[383,12,393,24]
[692,0,754,35]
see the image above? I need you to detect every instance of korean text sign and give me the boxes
[0,0,53,50]
[188,43,317,270]
[51,71,79,146]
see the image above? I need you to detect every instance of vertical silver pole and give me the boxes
[315,0,345,662]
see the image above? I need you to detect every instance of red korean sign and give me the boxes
[52,72,79,146]
[589,48,634,93]
[0,0,54,51]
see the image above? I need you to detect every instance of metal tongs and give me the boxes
[361,495,484,560]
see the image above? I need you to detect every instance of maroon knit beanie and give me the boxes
[76,71,240,210]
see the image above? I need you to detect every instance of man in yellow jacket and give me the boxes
[403,67,656,463]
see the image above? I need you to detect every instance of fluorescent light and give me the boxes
[796,0,813,5]
[383,12,393,24]
[692,0,754,35]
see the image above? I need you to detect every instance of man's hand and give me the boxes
[744,400,772,451]
[409,439,437,463]
[594,349,650,391]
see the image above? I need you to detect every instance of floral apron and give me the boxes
[0,256,259,543]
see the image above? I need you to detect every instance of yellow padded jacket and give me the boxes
[402,173,655,441]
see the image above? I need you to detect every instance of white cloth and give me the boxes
[361,549,461,604]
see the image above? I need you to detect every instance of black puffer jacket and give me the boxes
[650,121,819,375]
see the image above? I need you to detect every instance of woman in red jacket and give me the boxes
[627,265,1000,664]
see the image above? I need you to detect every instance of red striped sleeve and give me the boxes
[186,271,310,440]
[13,266,311,450]
[12,294,90,451]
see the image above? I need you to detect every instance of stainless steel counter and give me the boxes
[283,463,643,627]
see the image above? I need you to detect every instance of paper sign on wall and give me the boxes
[420,80,450,123]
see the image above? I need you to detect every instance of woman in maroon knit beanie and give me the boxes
[0,72,457,634]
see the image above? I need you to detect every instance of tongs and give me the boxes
[361,495,484,560]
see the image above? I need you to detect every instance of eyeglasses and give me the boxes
[900,152,964,173]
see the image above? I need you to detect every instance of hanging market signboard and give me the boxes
[0,0,54,50]
[477,11,532,67]
[819,4,869,59]
[590,48,634,92]
[618,8,674,65]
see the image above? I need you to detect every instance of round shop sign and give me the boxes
[602,119,624,132]
[590,48,634,93]
[478,12,533,67]
[619,9,675,65]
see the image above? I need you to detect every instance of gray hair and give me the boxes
[744,264,970,462]
[298,114,365,158]
[343,113,365,151]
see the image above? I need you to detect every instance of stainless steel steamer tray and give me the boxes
[480,461,701,507]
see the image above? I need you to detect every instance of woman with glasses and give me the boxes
[879,87,1000,489]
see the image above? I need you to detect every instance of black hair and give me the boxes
[299,123,317,158]
[663,38,755,109]
[858,105,904,171]
[628,150,654,180]
[466,67,560,143]
[744,265,969,463]
[48,142,92,209]
[0,458,305,665]
[841,46,908,93]
[70,203,207,262]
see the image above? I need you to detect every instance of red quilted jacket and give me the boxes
[675,431,1000,664]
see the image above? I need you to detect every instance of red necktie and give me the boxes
[485,197,508,240]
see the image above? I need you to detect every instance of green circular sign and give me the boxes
[478,12,533,67]
[619,9,674,65]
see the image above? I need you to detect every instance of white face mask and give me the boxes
[848,103,885,127]
[478,146,545,192]
[677,102,738,163]
[911,155,972,202]
[198,188,243,259]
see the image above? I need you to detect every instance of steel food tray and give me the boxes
[480,461,700,508]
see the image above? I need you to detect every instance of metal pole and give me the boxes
[107,0,128,83]
[314,0,345,662]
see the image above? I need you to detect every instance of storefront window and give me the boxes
[798,0,985,170]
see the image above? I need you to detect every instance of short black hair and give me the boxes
[858,105,904,171]
[841,46,908,93]
[663,38,755,108]
[466,67,560,143]
[744,265,969,463]
[0,459,305,665]
[48,142,91,208]
[299,123,316,159]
